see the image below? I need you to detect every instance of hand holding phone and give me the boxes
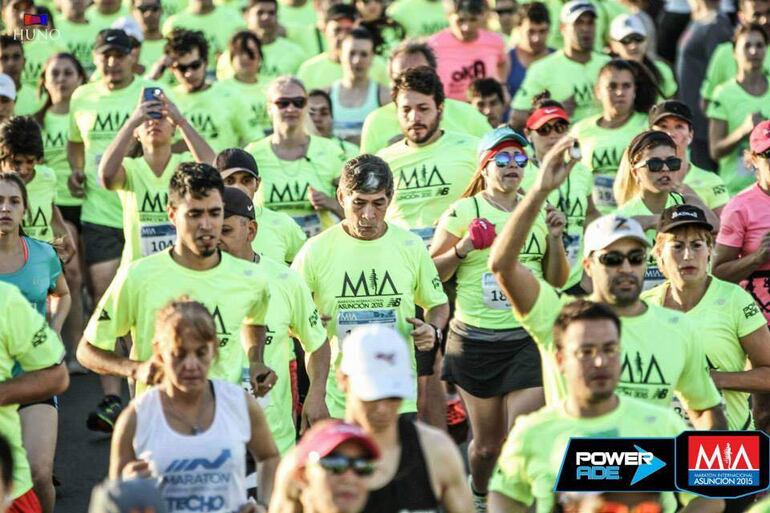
[142,87,163,119]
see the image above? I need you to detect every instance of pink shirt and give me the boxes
[429,29,507,102]
[717,184,770,320]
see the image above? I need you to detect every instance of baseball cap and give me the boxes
[339,325,416,402]
[560,0,597,24]
[658,204,713,233]
[112,17,144,44]
[477,126,529,160]
[0,74,17,101]
[750,120,770,153]
[583,214,650,255]
[215,148,259,180]
[222,187,255,220]
[326,3,357,22]
[526,106,570,130]
[294,420,380,469]
[453,0,486,14]
[88,479,167,513]
[609,13,647,41]
[94,29,132,55]
[648,100,692,128]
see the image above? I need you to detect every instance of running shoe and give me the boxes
[468,475,488,513]
[86,395,123,433]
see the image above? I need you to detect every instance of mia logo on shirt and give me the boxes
[92,112,131,135]
[396,165,449,200]
[676,431,770,498]
[269,182,309,207]
[592,148,621,174]
[211,306,231,348]
[337,270,402,310]
[187,113,219,139]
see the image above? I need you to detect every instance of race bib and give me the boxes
[336,309,397,347]
[410,226,435,248]
[593,175,616,211]
[563,233,582,267]
[643,265,665,291]
[241,367,271,410]
[481,272,511,310]
[292,213,322,239]
[139,223,177,257]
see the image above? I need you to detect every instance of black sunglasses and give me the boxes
[636,157,682,172]
[274,96,307,109]
[172,59,204,73]
[535,120,569,136]
[495,7,516,14]
[620,34,645,45]
[136,4,160,12]
[597,249,647,267]
[757,149,770,159]
[317,455,375,476]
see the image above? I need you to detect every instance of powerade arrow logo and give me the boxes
[631,445,667,485]
[573,445,665,484]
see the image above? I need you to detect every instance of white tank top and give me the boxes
[331,80,381,140]
[133,380,251,513]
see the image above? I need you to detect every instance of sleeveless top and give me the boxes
[133,380,251,513]
[363,417,440,513]
[331,80,381,140]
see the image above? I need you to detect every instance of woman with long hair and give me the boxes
[109,297,280,511]
[429,126,567,509]
[355,0,406,57]
[614,130,718,290]
[36,52,88,374]
[0,172,69,513]
[570,59,653,214]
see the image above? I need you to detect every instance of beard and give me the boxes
[406,115,441,145]
[608,274,642,307]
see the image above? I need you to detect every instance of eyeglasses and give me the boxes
[757,149,770,159]
[619,34,645,45]
[572,342,620,361]
[136,4,160,12]
[535,120,569,136]
[316,455,375,476]
[493,151,528,168]
[599,502,662,513]
[635,157,682,172]
[596,249,647,267]
[172,59,204,73]
[495,7,516,14]
[274,96,307,109]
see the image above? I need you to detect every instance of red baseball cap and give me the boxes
[750,120,770,153]
[526,106,570,130]
[295,420,380,468]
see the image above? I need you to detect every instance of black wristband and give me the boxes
[453,245,466,259]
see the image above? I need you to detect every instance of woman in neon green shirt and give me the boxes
[614,130,718,290]
[642,204,770,431]
[429,126,568,504]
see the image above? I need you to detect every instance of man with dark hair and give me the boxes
[360,39,491,154]
[57,0,101,76]
[308,88,360,159]
[506,2,552,100]
[164,28,251,152]
[77,162,274,421]
[291,154,450,425]
[0,36,38,115]
[468,77,507,127]
[131,0,165,73]
[297,4,388,89]
[376,66,477,429]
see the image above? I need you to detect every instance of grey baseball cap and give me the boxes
[88,479,167,513]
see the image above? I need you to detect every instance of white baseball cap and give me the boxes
[112,16,144,43]
[340,325,416,402]
[610,13,648,41]
[0,74,16,101]
[583,214,650,255]
[560,0,597,24]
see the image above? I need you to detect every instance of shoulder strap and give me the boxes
[473,196,480,219]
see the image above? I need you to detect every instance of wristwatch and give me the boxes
[430,323,443,347]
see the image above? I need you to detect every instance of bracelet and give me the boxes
[453,245,466,259]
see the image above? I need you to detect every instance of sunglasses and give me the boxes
[619,34,645,45]
[274,96,307,109]
[757,149,770,159]
[535,120,569,136]
[172,59,204,73]
[597,249,647,267]
[317,455,375,476]
[136,4,160,12]
[636,157,682,172]
[494,151,528,168]
[495,7,516,14]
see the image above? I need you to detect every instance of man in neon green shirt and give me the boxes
[217,186,330,453]
[510,1,610,129]
[165,29,251,152]
[487,299,721,513]
[487,136,727,428]
[387,0,448,36]
[0,282,68,511]
[57,0,101,76]
[77,163,272,428]
[131,0,167,75]
[360,39,491,155]
[296,4,388,90]
[291,154,450,420]
[85,0,128,27]
[0,37,43,116]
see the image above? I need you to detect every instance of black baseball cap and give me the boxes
[215,148,259,180]
[326,3,357,22]
[223,187,256,220]
[658,204,713,233]
[453,0,486,13]
[94,29,132,55]
[648,100,692,128]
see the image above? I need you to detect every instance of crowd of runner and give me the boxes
[2,0,770,511]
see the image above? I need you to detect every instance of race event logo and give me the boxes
[676,431,769,498]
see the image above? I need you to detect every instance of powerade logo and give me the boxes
[575,446,666,485]
[687,435,760,486]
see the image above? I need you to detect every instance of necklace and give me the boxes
[160,387,212,436]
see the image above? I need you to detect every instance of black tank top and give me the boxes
[362,417,440,513]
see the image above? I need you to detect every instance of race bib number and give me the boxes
[593,175,616,211]
[139,223,177,257]
[563,233,581,267]
[336,309,397,347]
[241,367,271,410]
[481,272,510,310]
[293,213,322,239]
[410,226,435,248]
[643,265,665,291]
